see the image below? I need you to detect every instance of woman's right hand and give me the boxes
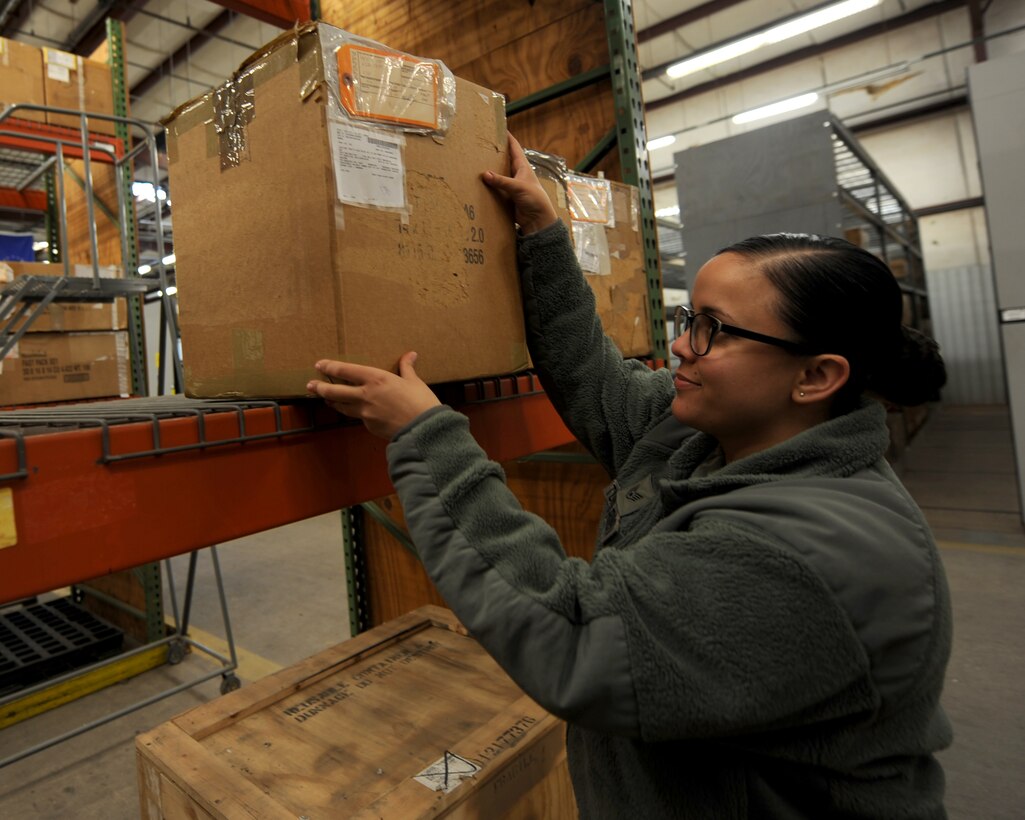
[482,134,559,235]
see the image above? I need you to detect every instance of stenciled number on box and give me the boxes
[462,202,485,265]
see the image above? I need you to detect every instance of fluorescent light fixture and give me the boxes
[32,240,49,251]
[732,92,819,124]
[137,264,152,275]
[165,285,178,296]
[656,205,681,218]
[132,181,168,203]
[162,253,176,266]
[646,134,677,151]
[666,0,881,80]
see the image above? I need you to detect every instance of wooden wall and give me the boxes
[319,0,622,179]
[62,159,123,267]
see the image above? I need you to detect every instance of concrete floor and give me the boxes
[0,405,1023,818]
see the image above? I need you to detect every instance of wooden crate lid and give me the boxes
[137,606,568,819]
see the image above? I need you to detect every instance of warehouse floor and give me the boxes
[0,404,1022,818]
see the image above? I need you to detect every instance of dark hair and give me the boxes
[716,233,946,412]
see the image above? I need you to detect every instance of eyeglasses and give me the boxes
[673,306,811,357]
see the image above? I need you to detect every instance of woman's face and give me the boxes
[670,252,808,461]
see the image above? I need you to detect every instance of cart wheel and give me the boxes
[166,640,186,665]
[220,674,242,695]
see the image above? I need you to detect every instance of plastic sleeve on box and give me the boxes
[572,221,612,276]
[317,25,456,137]
[565,174,614,227]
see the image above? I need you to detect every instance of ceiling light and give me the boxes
[162,253,176,266]
[656,205,680,218]
[732,93,820,124]
[165,286,178,296]
[137,264,152,275]
[32,240,49,251]
[666,0,881,80]
[646,135,677,151]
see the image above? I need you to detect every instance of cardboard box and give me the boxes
[0,38,46,123]
[165,23,528,398]
[136,606,575,819]
[42,48,115,135]
[538,174,653,357]
[844,227,871,247]
[0,331,130,405]
[0,260,128,332]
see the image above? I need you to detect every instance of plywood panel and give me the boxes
[363,454,608,626]
[63,159,123,267]
[319,0,593,67]
[319,0,624,180]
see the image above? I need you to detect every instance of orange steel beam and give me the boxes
[207,0,312,27]
[0,117,124,163]
[0,395,574,604]
[0,187,48,211]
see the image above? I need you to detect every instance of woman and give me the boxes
[306,136,952,819]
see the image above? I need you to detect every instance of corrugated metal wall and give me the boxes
[926,265,1007,405]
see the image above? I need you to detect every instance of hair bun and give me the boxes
[868,326,947,406]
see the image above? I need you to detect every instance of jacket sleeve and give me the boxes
[387,407,878,741]
[518,220,675,476]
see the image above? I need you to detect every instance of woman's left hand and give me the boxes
[307,352,441,440]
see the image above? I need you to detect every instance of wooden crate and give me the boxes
[136,606,576,819]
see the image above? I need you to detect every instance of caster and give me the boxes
[166,639,186,665]
[220,673,242,695]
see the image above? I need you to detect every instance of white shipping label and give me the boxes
[329,122,406,210]
[413,752,481,794]
[47,63,71,83]
[47,49,78,69]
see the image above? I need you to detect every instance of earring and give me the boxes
[799,391,806,397]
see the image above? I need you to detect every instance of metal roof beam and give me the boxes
[64,0,147,56]
[646,0,968,111]
[129,9,235,100]
[0,0,31,39]
[637,0,749,44]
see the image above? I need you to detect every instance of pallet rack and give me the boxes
[0,0,663,762]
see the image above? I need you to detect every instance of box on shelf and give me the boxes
[534,159,653,357]
[165,22,528,398]
[0,37,46,123]
[844,227,871,247]
[0,260,128,332]
[41,48,115,135]
[889,258,908,279]
[0,331,130,405]
[136,606,575,819]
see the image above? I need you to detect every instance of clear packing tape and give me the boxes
[527,150,613,276]
[318,26,456,137]
[165,22,457,172]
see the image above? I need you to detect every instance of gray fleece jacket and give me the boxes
[386,221,952,819]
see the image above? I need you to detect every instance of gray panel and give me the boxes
[969,51,1025,308]
[970,50,1025,525]
[1000,322,1025,516]
[674,112,845,286]
[925,265,1006,405]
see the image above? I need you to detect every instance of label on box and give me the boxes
[413,752,481,793]
[328,122,406,210]
[572,221,611,276]
[567,175,614,226]
[46,49,78,69]
[336,44,439,130]
[46,63,71,83]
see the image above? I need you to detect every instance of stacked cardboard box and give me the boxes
[1,261,131,405]
[41,48,116,135]
[0,38,46,122]
[0,38,115,133]
[165,23,529,398]
[534,161,653,357]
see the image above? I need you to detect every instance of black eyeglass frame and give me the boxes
[673,305,812,357]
